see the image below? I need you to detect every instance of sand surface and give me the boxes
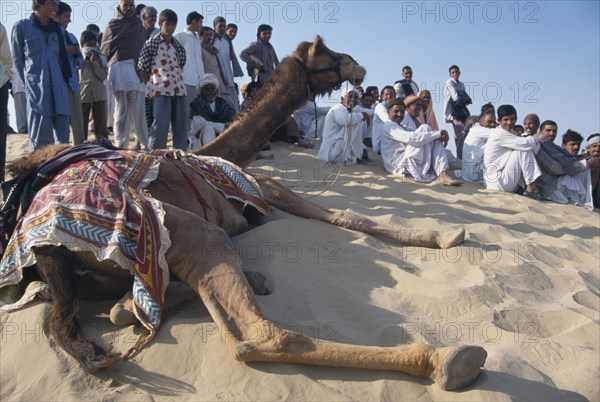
[1,133,598,401]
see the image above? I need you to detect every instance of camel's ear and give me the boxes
[309,35,325,57]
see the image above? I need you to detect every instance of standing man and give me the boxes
[240,24,279,85]
[212,16,243,111]
[101,0,148,149]
[174,11,205,136]
[12,0,72,152]
[1,21,12,182]
[199,26,226,94]
[140,6,159,39]
[56,1,85,145]
[443,65,471,158]
[393,66,419,99]
[225,23,238,40]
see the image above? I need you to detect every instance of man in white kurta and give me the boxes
[483,105,542,194]
[371,86,396,154]
[462,111,496,182]
[174,12,205,135]
[293,100,330,138]
[317,88,369,165]
[381,97,461,186]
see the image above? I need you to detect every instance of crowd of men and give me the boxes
[1,0,598,210]
[315,65,599,210]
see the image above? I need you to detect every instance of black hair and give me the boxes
[562,129,583,145]
[497,104,517,120]
[539,120,557,131]
[257,24,273,37]
[80,30,97,46]
[159,9,177,26]
[480,102,495,114]
[246,81,262,93]
[449,65,460,73]
[200,26,213,35]
[214,16,226,27]
[381,85,395,97]
[57,1,71,15]
[85,24,100,33]
[186,11,203,25]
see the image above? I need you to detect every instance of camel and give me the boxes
[0,36,485,391]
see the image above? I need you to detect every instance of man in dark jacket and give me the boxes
[534,122,592,208]
[188,73,236,149]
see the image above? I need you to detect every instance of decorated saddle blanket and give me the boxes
[0,146,269,352]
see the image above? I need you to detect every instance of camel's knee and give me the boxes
[110,291,139,326]
[232,325,301,362]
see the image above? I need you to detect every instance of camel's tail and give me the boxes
[35,246,122,371]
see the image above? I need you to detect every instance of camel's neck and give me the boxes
[194,57,310,168]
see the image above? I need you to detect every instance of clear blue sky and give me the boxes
[3,0,599,151]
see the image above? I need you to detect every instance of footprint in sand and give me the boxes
[493,308,587,339]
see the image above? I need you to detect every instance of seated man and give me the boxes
[372,85,396,154]
[537,128,595,209]
[583,133,600,208]
[292,100,329,144]
[381,97,461,186]
[317,88,370,165]
[522,113,540,137]
[188,73,236,148]
[353,91,375,157]
[483,104,542,196]
[462,111,497,182]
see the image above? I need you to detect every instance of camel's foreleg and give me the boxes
[253,174,465,249]
[163,205,484,390]
[34,246,121,371]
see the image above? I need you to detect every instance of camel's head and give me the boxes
[294,36,366,95]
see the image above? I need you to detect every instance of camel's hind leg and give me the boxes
[253,174,465,249]
[34,246,121,371]
[162,205,485,390]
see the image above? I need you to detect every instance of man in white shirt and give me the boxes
[522,113,540,137]
[483,104,542,196]
[381,97,461,186]
[293,100,329,138]
[393,65,419,99]
[372,85,395,154]
[174,12,205,136]
[462,111,496,182]
[353,91,375,152]
[317,88,370,165]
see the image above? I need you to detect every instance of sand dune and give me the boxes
[1,134,598,401]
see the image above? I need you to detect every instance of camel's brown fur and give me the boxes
[1,38,485,390]
[194,36,366,168]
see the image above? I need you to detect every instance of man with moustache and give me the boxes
[381,96,460,186]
